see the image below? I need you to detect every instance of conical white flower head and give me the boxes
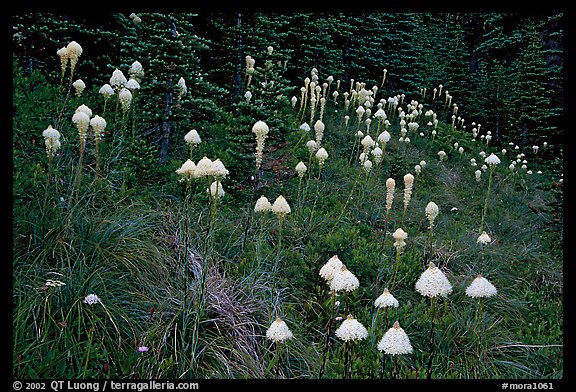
[363,159,373,172]
[99,84,115,98]
[375,108,387,119]
[414,164,421,175]
[306,140,317,153]
[295,161,307,177]
[465,275,497,298]
[335,315,368,342]
[300,123,311,131]
[392,228,408,250]
[42,125,61,140]
[72,111,90,132]
[125,78,141,90]
[128,60,144,80]
[75,104,92,117]
[378,131,391,143]
[195,156,214,178]
[66,41,83,67]
[374,288,399,308]
[177,77,187,96]
[72,79,85,96]
[244,90,252,102]
[475,170,482,182]
[252,120,270,137]
[485,153,501,166]
[184,129,201,145]
[176,159,197,178]
[319,255,344,283]
[385,178,395,212]
[477,231,492,244]
[266,318,294,343]
[90,115,107,140]
[316,147,328,166]
[271,195,291,218]
[377,321,413,355]
[330,265,360,292]
[415,262,453,298]
[110,69,127,88]
[207,181,225,199]
[119,88,133,110]
[254,196,272,213]
[425,202,439,226]
[314,120,325,132]
[361,135,375,149]
[211,159,229,178]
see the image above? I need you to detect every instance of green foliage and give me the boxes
[12,12,563,380]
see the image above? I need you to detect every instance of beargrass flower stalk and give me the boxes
[466,274,497,372]
[99,84,114,115]
[402,173,415,216]
[373,288,399,359]
[385,178,395,216]
[378,320,413,378]
[66,41,82,81]
[415,261,452,379]
[253,195,272,263]
[295,161,307,209]
[89,115,106,178]
[380,69,387,88]
[177,77,187,101]
[319,97,327,122]
[479,154,500,234]
[252,120,270,176]
[72,79,85,96]
[291,95,297,108]
[266,317,293,377]
[335,315,368,379]
[272,195,290,249]
[318,255,345,378]
[56,46,69,88]
[244,90,252,104]
[184,129,201,160]
[314,120,325,148]
[128,60,144,82]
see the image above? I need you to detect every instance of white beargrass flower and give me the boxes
[99,83,115,99]
[110,69,127,88]
[128,60,144,81]
[403,173,414,212]
[377,321,413,355]
[485,153,501,166]
[361,135,375,150]
[374,288,399,308]
[466,275,497,298]
[458,146,464,154]
[319,255,344,284]
[119,88,132,111]
[72,79,85,96]
[330,265,359,292]
[477,231,492,244]
[316,147,328,167]
[75,104,92,117]
[335,315,368,342]
[42,125,62,158]
[177,77,187,99]
[176,159,197,179]
[72,111,90,142]
[392,228,408,252]
[66,41,83,71]
[56,46,69,76]
[420,160,426,168]
[300,123,311,131]
[414,164,422,175]
[254,196,272,213]
[385,178,395,213]
[291,96,297,107]
[211,159,229,178]
[184,129,201,145]
[125,78,141,91]
[252,120,269,170]
[363,159,373,172]
[314,120,325,146]
[272,195,291,219]
[295,161,307,178]
[415,262,453,298]
[306,140,317,154]
[425,202,439,227]
[438,150,446,161]
[83,294,101,305]
[195,156,214,178]
[371,147,383,164]
[90,115,107,142]
[266,318,293,343]
[481,164,488,172]
[475,170,482,182]
[207,181,225,199]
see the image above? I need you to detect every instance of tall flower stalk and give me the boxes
[480,154,500,233]
[415,262,453,379]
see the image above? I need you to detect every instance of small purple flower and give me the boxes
[137,346,149,353]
